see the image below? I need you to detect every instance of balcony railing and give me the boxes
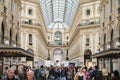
[22,21,41,26]
[86,43,89,46]
[77,21,100,27]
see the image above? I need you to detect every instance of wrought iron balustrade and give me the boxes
[77,21,100,27]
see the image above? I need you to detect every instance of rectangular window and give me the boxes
[103,22,104,27]
[48,36,50,40]
[28,9,33,15]
[4,7,6,13]
[119,0,120,5]
[86,9,90,15]
[110,0,112,13]
[109,16,111,21]
[2,0,5,3]
[11,0,13,12]
[99,37,100,45]
[118,0,120,14]
[29,20,32,25]
[118,8,120,14]
[66,36,69,40]
[104,5,105,19]
[12,15,14,20]
[29,34,32,45]
[86,34,90,46]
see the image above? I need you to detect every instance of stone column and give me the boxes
[105,59,110,72]
[99,60,102,70]
[118,59,120,72]
[0,17,3,44]
[0,32,2,44]
[11,40,16,47]
[112,59,119,71]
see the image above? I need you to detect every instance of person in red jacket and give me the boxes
[83,67,89,80]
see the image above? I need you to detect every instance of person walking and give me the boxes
[2,68,20,80]
[26,70,36,80]
[74,67,86,80]
[91,66,103,80]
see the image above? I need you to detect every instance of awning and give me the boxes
[91,48,120,58]
[0,47,34,60]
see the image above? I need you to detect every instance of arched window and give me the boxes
[1,22,4,44]
[54,31,62,45]
[104,34,106,50]
[86,34,90,46]
[16,34,18,46]
[53,48,63,63]
[84,49,92,66]
[111,29,113,41]
[110,29,114,48]
[27,48,34,54]
[10,28,12,45]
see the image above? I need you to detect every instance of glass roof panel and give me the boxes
[39,0,79,30]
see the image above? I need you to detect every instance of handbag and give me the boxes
[75,74,78,80]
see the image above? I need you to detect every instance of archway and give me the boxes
[9,27,15,46]
[84,49,92,66]
[111,29,113,41]
[1,20,8,43]
[16,33,18,46]
[110,29,114,48]
[1,22,5,44]
[10,28,12,45]
[104,34,106,50]
[16,30,20,46]
[53,48,63,65]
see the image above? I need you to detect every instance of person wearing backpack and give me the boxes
[38,65,46,80]
[91,66,103,80]
[88,67,94,80]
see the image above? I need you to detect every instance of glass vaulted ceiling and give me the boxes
[39,0,79,30]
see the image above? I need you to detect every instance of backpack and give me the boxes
[89,70,94,77]
[94,70,102,80]
[40,69,46,77]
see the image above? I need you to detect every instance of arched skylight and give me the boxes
[39,0,79,30]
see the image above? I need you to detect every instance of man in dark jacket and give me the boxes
[91,66,103,80]
[2,68,20,80]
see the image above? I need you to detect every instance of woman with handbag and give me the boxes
[74,67,86,80]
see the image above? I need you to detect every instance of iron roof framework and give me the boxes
[39,0,79,30]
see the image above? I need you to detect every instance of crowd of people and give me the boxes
[0,65,120,80]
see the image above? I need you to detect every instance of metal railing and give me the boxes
[22,21,41,26]
[77,21,100,27]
